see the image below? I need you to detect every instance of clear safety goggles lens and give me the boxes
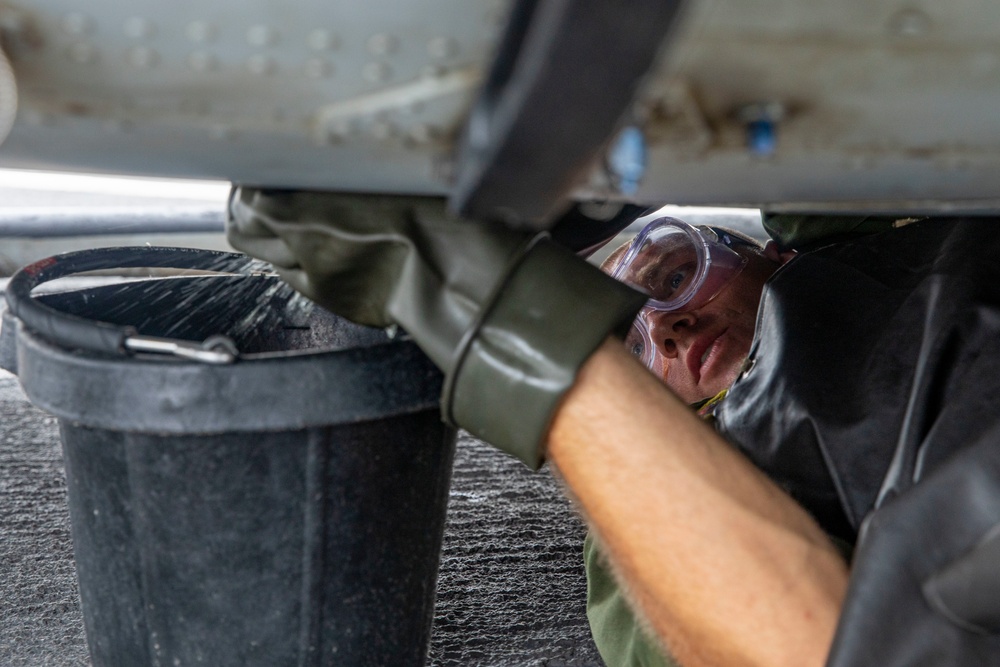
[610,217,749,370]
[623,310,659,370]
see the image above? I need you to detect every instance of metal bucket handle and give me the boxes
[5,246,264,363]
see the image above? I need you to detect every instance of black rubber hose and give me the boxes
[5,246,258,356]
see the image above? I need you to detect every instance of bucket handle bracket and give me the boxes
[123,333,239,365]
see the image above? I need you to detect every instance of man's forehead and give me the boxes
[600,231,697,275]
[600,241,632,274]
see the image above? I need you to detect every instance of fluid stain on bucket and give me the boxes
[34,274,380,356]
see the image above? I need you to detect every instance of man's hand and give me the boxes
[227,187,646,468]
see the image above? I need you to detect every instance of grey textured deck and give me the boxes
[0,370,602,666]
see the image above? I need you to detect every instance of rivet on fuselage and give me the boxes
[126,47,159,69]
[427,37,456,59]
[304,58,333,79]
[367,33,397,56]
[307,29,339,52]
[246,25,277,47]
[247,54,275,76]
[363,61,391,83]
[188,51,218,72]
[67,42,98,64]
[185,21,217,44]
[61,13,92,36]
[123,17,155,40]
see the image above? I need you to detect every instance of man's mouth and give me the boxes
[700,345,714,366]
[686,330,726,383]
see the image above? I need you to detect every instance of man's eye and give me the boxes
[669,270,687,290]
[630,341,644,357]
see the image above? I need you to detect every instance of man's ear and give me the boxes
[763,240,797,265]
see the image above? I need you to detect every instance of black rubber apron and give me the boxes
[717,218,1000,665]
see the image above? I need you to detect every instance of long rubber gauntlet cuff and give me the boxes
[444,239,647,469]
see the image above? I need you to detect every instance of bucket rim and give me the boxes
[11,318,443,433]
[5,246,266,363]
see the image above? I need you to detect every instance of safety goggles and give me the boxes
[608,217,752,371]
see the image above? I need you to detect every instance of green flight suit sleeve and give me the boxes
[584,532,681,667]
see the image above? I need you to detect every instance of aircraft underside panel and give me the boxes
[0,0,999,213]
[0,0,507,193]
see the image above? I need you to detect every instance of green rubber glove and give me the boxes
[227,187,646,468]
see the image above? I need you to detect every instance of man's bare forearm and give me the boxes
[547,339,848,667]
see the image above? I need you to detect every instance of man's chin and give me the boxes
[669,382,712,406]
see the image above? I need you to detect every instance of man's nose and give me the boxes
[646,310,696,359]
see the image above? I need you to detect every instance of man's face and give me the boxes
[606,244,779,404]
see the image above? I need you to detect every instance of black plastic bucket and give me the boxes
[1,247,456,666]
